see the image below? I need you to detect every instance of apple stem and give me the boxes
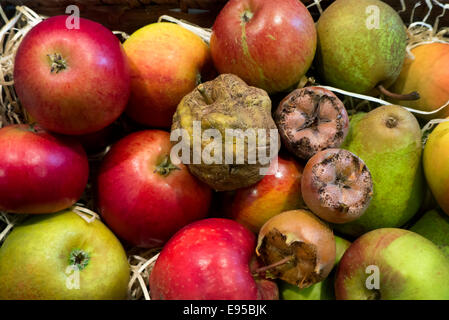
[197,85,213,105]
[27,123,39,133]
[253,255,294,275]
[154,155,180,176]
[377,84,420,101]
[47,53,67,73]
[241,10,254,23]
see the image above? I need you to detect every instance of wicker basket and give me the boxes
[4,0,449,31]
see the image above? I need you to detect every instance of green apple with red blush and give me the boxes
[335,228,449,300]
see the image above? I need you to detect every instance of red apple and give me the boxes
[210,0,317,94]
[224,155,305,233]
[97,130,212,248]
[149,218,279,300]
[14,15,130,135]
[0,124,89,214]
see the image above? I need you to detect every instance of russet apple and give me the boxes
[210,0,316,94]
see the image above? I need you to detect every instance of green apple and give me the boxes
[410,209,449,259]
[0,210,130,300]
[335,228,449,300]
[280,236,351,300]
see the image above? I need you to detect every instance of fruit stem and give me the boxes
[47,53,67,73]
[197,85,213,105]
[385,116,398,128]
[154,155,180,176]
[253,255,294,275]
[241,10,254,23]
[377,84,420,101]
[27,123,39,133]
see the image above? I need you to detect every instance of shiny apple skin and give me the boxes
[0,124,89,214]
[210,0,317,94]
[14,15,130,135]
[97,130,212,248]
[225,155,305,233]
[149,218,278,300]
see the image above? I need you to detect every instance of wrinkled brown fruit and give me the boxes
[171,74,280,191]
[256,209,335,288]
[274,87,349,160]
[302,148,373,224]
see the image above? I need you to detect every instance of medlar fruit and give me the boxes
[301,148,373,224]
[274,87,349,160]
[256,209,335,288]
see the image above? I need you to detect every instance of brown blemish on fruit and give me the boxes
[385,116,398,128]
[274,87,349,160]
[305,149,373,224]
[257,228,323,288]
[256,210,335,288]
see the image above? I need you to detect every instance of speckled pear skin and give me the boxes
[335,106,425,237]
[315,0,407,94]
[0,210,130,300]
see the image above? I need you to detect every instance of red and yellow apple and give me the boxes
[390,43,449,119]
[14,15,130,135]
[210,0,317,94]
[123,22,212,128]
[224,155,304,233]
[97,130,212,248]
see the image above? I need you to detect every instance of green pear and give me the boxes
[0,210,130,300]
[335,105,425,237]
[410,209,449,259]
[280,236,351,300]
[316,0,407,94]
